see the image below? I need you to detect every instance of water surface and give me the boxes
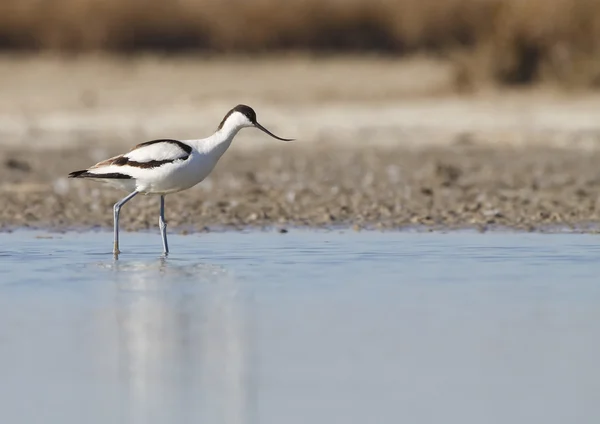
[1,230,599,424]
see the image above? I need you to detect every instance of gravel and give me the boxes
[3,142,600,233]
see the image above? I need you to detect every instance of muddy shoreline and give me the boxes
[3,143,600,233]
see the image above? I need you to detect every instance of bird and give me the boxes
[68,104,294,258]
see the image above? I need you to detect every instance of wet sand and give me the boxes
[3,142,600,232]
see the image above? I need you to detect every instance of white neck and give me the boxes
[191,118,245,156]
[209,125,241,151]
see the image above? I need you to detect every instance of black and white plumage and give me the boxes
[69,139,194,193]
[68,104,294,257]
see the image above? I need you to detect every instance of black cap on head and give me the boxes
[232,104,257,123]
[218,104,256,129]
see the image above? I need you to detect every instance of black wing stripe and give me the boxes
[133,139,193,155]
[68,171,132,179]
[112,155,190,169]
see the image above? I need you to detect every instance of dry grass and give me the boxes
[1,0,600,86]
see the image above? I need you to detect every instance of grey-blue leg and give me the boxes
[159,195,169,255]
[113,191,138,257]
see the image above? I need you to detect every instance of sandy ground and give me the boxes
[3,142,600,232]
[3,55,600,232]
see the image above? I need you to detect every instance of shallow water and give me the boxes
[1,230,600,424]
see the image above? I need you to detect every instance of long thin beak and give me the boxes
[255,122,295,142]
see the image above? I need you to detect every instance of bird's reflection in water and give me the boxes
[107,257,256,424]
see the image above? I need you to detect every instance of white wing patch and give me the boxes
[70,138,197,194]
[82,139,193,181]
[125,141,189,163]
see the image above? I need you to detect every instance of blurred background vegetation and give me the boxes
[1,0,600,88]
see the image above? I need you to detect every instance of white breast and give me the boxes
[133,150,219,194]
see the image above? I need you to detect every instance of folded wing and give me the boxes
[69,139,193,179]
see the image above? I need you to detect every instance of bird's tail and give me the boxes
[68,170,88,178]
